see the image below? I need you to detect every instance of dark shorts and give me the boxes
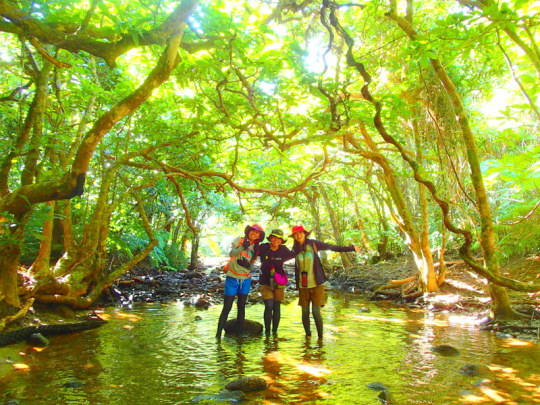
[298,285,326,307]
[224,276,251,296]
[260,284,285,302]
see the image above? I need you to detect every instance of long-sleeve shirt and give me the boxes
[258,243,295,286]
[226,236,258,280]
[293,239,355,288]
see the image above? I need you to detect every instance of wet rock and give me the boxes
[185,271,204,279]
[62,380,85,388]
[367,382,389,391]
[431,344,460,356]
[495,333,513,339]
[472,378,492,386]
[192,390,245,402]
[459,363,490,376]
[27,333,49,347]
[358,307,371,313]
[194,298,211,309]
[378,389,395,404]
[155,288,175,295]
[4,400,21,405]
[224,319,263,337]
[194,315,203,321]
[225,376,267,392]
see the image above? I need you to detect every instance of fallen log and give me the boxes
[0,318,107,347]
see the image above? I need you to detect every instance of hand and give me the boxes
[242,238,251,249]
[354,245,361,253]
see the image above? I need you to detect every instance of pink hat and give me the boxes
[244,224,265,242]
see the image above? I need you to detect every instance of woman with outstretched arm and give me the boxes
[290,225,360,339]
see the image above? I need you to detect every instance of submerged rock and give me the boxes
[224,319,263,337]
[225,376,267,392]
[459,363,490,376]
[192,390,245,402]
[194,298,211,309]
[472,378,492,386]
[367,382,389,391]
[62,380,85,388]
[378,389,395,404]
[431,344,460,356]
[27,333,49,347]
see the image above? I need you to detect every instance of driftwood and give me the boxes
[0,318,107,347]
[373,275,418,293]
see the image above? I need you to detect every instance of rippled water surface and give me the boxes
[1,292,539,404]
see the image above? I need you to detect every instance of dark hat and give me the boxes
[289,225,311,237]
[267,229,287,243]
[244,224,265,242]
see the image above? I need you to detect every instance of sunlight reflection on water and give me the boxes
[0,292,539,404]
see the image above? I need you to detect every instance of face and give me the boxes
[292,231,306,244]
[248,230,261,242]
[268,235,283,248]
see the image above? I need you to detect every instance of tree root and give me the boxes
[372,276,419,300]
[373,275,418,292]
[0,298,35,332]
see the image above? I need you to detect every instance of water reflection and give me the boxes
[0,293,538,404]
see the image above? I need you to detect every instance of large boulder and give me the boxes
[224,319,263,337]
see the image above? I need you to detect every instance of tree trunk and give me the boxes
[0,58,52,307]
[347,131,438,292]
[412,108,438,292]
[387,4,518,318]
[319,184,353,269]
[189,231,201,270]
[302,187,329,266]
[342,182,371,251]
[28,201,55,278]
[0,24,193,309]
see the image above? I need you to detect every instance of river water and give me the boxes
[0,291,539,404]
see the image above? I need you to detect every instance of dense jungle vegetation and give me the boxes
[0,0,538,328]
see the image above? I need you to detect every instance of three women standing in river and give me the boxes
[216,224,360,339]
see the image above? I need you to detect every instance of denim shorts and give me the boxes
[224,276,252,296]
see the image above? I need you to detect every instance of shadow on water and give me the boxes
[1,292,539,404]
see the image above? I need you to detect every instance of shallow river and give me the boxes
[1,292,539,404]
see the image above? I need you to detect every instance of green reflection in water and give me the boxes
[0,292,539,404]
